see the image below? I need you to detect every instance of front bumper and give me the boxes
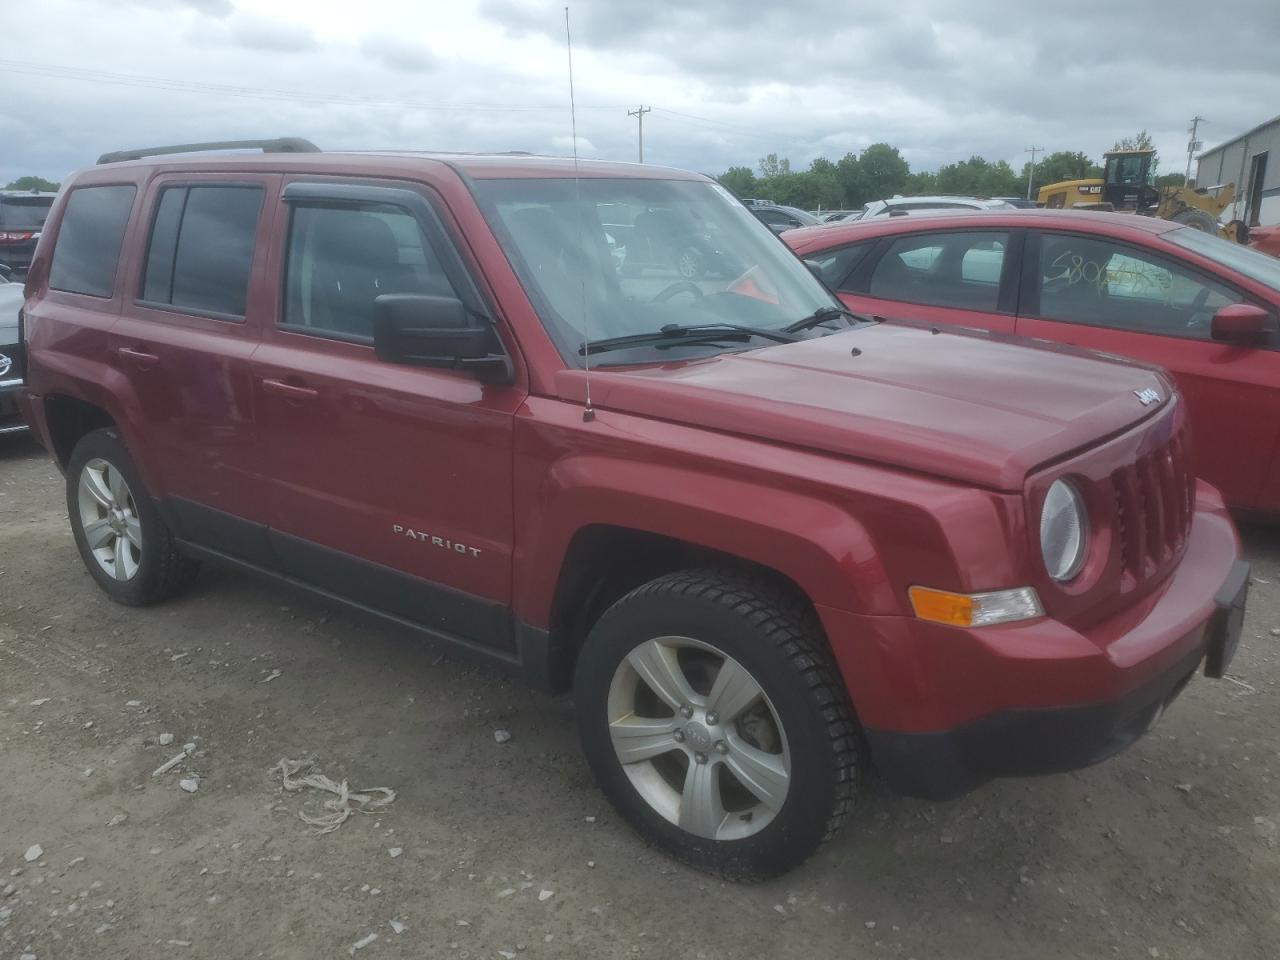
[819,489,1245,801]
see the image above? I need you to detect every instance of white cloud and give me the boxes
[550,135,597,155]
[359,34,437,73]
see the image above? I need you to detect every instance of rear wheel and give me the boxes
[66,429,199,605]
[574,569,859,879]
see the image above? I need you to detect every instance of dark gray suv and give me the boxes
[0,190,56,277]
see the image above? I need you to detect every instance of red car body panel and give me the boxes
[787,210,1280,514]
[17,155,1246,800]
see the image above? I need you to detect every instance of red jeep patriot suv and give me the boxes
[17,138,1248,879]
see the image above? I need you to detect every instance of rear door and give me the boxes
[1016,229,1280,511]
[834,228,1020,334]
[113,173,279,561]
[250,179,524,653]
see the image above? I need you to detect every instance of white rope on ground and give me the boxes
[276,757,397,834]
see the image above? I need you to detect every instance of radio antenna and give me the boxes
[565,5,594,422]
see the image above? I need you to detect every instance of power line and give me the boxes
[650,106,765,138]
[1,57,819,156]
[0,58,623,114]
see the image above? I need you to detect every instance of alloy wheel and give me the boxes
[77,457,142,582]
[606,635,790,841]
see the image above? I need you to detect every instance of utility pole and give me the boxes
[1025,145,1044,201]
[1185,115,1205,184]
[627,105,651,163]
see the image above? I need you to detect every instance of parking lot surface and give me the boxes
[2,436,1278,960]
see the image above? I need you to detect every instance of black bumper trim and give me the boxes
[1205,560,1249,679]
[865,643,1204,801]
[866,561,1250,802]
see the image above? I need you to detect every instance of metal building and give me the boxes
[1195,114,1280,228]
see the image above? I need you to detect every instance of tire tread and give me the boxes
[611,567,859,867]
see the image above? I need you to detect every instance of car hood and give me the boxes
[555,321,1169,491]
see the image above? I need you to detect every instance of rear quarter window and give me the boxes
[48,186,137,298]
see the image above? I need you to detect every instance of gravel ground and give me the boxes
[2,434,1279,960]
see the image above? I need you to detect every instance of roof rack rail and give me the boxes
[97,137,321,165]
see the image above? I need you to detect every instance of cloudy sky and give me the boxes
[2,0,1278,186]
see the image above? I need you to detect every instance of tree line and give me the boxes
[715,132,1185,211]
[3,176,61,192]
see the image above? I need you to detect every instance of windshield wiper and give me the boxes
[579,322,799,357]
[784,305,872,333]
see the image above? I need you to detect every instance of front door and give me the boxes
[1017,230,1280,511]
[251,180,524,652]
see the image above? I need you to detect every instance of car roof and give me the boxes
[874,195,999,205]
[80,150,705,182]
[784,208,1181,252]
[752,203,810,214]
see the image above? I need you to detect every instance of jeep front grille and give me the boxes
[1111,426,1194,591]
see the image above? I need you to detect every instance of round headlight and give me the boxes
[1040,479,1087,582]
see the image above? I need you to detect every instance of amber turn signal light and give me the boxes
[908,586,1044,628]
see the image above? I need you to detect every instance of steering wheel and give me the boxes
[653,281,704,303]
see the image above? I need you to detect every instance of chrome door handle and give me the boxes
[261,378,319,401]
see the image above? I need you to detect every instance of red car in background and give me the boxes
[785,210,1280,515]
[1249,224,1280,259]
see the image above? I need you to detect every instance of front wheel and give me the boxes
[574,569,860,879]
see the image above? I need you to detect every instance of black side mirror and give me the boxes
[1211,302,1275,345]
[372,294,512,382]
[802,259,826,282]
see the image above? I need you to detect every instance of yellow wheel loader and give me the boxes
[1037,149,1247,242]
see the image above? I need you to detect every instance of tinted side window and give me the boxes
[868,231,1007,311]
[141,188,185,303]
[1036,233,1242,340]
[283,203,457,339]
[48,186,136,297]
[141,185,262,317]
[175,187,262,316]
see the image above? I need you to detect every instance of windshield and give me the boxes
[1106,154,1151,187]
[474,177,842,364]
[1166,227,1280,292]
[0,196,53,229]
